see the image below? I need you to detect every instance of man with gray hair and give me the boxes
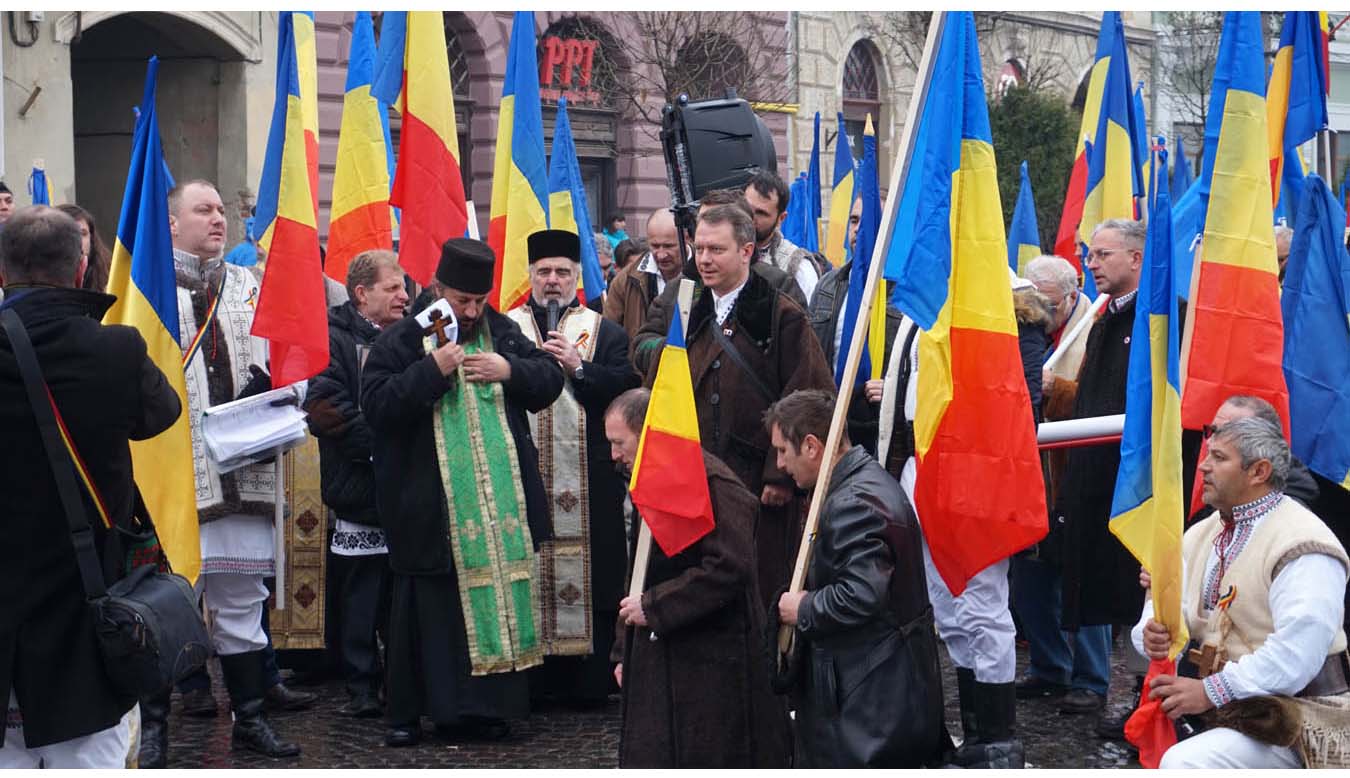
[1135,415,1350,768]
[1023,255,1091,385]
[1274,224,1294,281]
[1024,218,1147,721]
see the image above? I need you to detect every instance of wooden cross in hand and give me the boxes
[424,308,454,347]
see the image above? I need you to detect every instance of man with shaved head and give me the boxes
[602,208,686,343]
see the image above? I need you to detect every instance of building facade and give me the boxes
[1,10,792,252]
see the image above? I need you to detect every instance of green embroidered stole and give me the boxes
[429,324,543,675]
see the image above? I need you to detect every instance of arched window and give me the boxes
[841,40,882,160]
[675,32,749,101]
[538,15,621,108]
[445,22,471,99]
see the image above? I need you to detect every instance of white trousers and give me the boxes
[903,457,1017,684]
[199,571,269,656]
[0,692,130,769]
[1159,727,1301,769]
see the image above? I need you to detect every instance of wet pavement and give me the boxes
[163,633,1143,769]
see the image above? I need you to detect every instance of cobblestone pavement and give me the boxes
[164,634,1142,769]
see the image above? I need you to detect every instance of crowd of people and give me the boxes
[0,166,1346,769]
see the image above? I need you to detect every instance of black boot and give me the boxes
[1096,674,1144,742]
[955,667,978,748]
[952,681,1025,768]
[137,688,172,769]
[219,651,302,759]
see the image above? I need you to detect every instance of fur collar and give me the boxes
[687,267,777,349]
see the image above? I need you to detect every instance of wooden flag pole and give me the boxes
[777,12,948,659]
[626,277,697,607]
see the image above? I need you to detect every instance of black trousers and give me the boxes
[331,552,390,695]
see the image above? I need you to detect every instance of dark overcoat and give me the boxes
[0,288,181,747]
[615,453,789,768]
[304,301,381,526]
[644,269,834,605]
[792,446,946,767]
[601,258,660,345]
[360,306,564,574]
[1052,297,1143,628]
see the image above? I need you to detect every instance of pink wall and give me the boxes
[312,12,791,246]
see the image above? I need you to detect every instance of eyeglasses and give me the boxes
[1086,248,1125,262]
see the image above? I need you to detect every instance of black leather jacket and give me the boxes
[792,446,947,767]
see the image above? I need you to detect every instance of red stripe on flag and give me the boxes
[1053,153,1088,274]
[327,201,394,284]
[916,326,1047,596]
[390,111,466,286]
[630,429,715,557]
[1180,261,1290,433]
[488,214,507,308]
[252,215,329,387]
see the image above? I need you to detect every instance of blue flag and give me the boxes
[546,96,606,303]
[1007,161,1040,274]
[782,174,810,249]
[1282,174,1350,487]
[1170,136,1193,199]
[835,119,881,385]
[803,113,822,252]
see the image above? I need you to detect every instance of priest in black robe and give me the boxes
[362,238,564,747]
[506,230,639,707]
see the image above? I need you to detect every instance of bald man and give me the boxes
[603,209,686,344]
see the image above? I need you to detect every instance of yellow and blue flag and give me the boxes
[1109,147,1188,661]
[546,96,606,304]
[824,112,855,267]
[1267,12,1329,216]
[629,306,714,556]
[489,11,549,311]
[1282,174,1350,489]
[882,13,1046,595]
[1007,161,1040,275]
[101,57,199,582]
[835,115,883,385]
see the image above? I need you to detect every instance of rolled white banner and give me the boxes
[1036,413,1125,446]
[1043,292,1110,374]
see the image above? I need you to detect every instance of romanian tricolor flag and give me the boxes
[325,11,393,285]
[1266,12,1329,216]
[1078,12,1144,250]
[628,307,715,556]
[1113,151,1186,770]
[546,96,606,305]
[834,115,883,385]
[883,12,1046,596]
[1282,175,1350,490]
[371,11,468,286]
[824,112,855,267]
[102,57,199,582]
[1007,161,1041,275]
[1110,149,1188,663]
[252,11,327,388]
[1054,13,1124,278]
[488,11,549,311]
[1180,12,1290,435]
[28,164,52,206]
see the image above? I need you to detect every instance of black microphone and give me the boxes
[546,300,560,334]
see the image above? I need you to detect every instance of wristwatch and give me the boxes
[573,364,585,380]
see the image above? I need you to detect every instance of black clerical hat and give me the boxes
[436,237,495,294]
[527,229,580,264]
[0,181,10,195]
